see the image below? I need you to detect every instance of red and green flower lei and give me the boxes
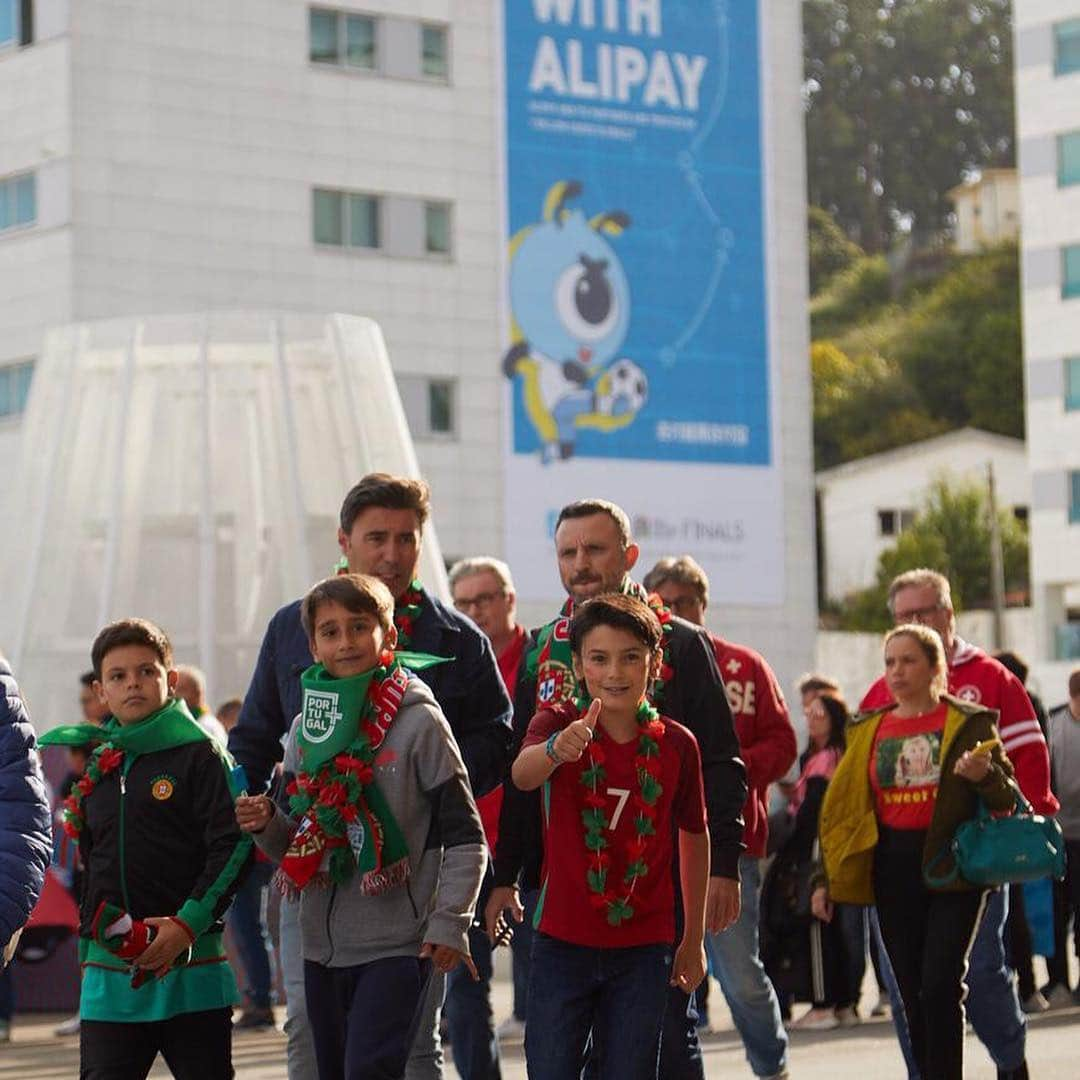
[393,580,424,650]
[577,697,666,926]
[61,745,125,840]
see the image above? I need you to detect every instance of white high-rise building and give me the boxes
[1015,2,1080,694]
[0,1,814,699]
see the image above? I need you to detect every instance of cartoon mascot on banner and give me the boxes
[502,180,649,463]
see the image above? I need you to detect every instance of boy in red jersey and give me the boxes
[512,594,709,1080]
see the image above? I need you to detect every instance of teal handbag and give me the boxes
[925,793,1066,889]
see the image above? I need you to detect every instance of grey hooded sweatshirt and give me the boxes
[253,676,486,967]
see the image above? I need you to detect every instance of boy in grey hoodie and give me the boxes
[237,574,486,1080]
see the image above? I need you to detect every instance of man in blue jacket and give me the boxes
[229,472,512,1080]
[0,655,53,1039]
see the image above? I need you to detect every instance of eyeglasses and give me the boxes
[454,590,505,611]
[893,603,943,624]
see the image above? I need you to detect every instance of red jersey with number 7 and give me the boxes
[522,702,707,948]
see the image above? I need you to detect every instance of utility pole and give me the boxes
[987,462,1006,650]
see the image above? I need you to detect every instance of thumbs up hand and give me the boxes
[554,699,602,763]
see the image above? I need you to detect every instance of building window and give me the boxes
[309,9,338,64]
[309,8,377,70]
[397,376,457,439]
[1061,132,1080,187]
[1066,357,1080,411]
[878,509,897,537]
[1071,471,1080,524]
[421,24,449,80]
[1055,18,1080,76]
[1064,245,1080,299]
[1012,506,1029,526]
[0,172,35,233]
[345,14,376,69]
[311,8,378,70]
[0,0,31,50]
[425,201,451,255]
[312,188,381,250]
[0,359,33,418]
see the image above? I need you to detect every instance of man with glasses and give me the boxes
[860,568,1056,1080]
[443,557,528,1080]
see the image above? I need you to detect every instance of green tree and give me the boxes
[892,243,1023,438]
[837,475,1029,630]
[808,206,864,294]
[804,0,1015,251]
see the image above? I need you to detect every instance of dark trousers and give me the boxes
[444,923,501,1080]
[80,1007,233,1080]
[304,956,432,1080]
[1046,838,1080,991]
[1006,883,1036,1001]
[227,858,274,1008]
[526,933,670,1080]
[510,889,538,1021]
[873,830,987,1080]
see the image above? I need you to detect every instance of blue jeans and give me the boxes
[511,889,538,1021]
[706,857,787,1078]
[445,922,501,1080]
[966,887,1026,1071]
[526,933,671,1080]
[228,859,274,1008]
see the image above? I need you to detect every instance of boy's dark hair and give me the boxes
[339,473,430,535]
[555,499,632,550]
[569,594,662,655]
[91,619,173,679]
[216,696,243,715]
[301,574,395,639]
[796,672,841,697]
[80,671,95,688]
[993,649,1029,686]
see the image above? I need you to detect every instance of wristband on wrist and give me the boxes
[545,732,563,767]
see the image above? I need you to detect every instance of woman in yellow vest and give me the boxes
[812,624,1017,1079]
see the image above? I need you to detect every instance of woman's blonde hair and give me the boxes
[884,623,948,700]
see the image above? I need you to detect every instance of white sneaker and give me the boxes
[836,1005,860,1027]
[496,1015,525,1041]
[54,1014,81,1036]
[790,1007,839,1031]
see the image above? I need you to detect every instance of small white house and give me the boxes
[948,169,1020,253]
[816,428,1030,604]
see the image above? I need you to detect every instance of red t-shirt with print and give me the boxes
[523,702,707,948]
[870,703,948,830]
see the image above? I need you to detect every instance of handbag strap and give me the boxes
[924,843,961,888]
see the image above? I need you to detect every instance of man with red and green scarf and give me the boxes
[229,472,512,1080]
[486,498,746,1080]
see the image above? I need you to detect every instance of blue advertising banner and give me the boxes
[501,0,785,607]
[501,0,769,467]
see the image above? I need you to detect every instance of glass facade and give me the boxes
[422,25,449,80]
[0,360,33,418]
[0,173,35,233]
[1065,245,1080,299]
[1061,132,1080,187]
[425,202,451,254]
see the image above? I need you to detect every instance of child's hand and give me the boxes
[811,886,833,923]
[670,937,706,994]
[236,794,273,833]
[135,917,193,975]
[420,942,479,980]
[954,749,992,784]
[553,699,601,763]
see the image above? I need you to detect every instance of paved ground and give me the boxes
[5,993,1080,1078]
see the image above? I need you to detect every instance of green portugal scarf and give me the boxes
[281,650,447,897]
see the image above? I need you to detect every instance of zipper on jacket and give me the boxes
[405,879,419,920]
[118,759,134,914]
[324,885,337,966]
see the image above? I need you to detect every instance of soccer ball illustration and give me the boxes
[596,359,648,418]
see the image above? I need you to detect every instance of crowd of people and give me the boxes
[0,471,1079,1080]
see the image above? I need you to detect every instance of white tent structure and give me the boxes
[1,312,448,731]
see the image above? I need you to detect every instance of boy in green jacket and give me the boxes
[42,618,253,1079]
